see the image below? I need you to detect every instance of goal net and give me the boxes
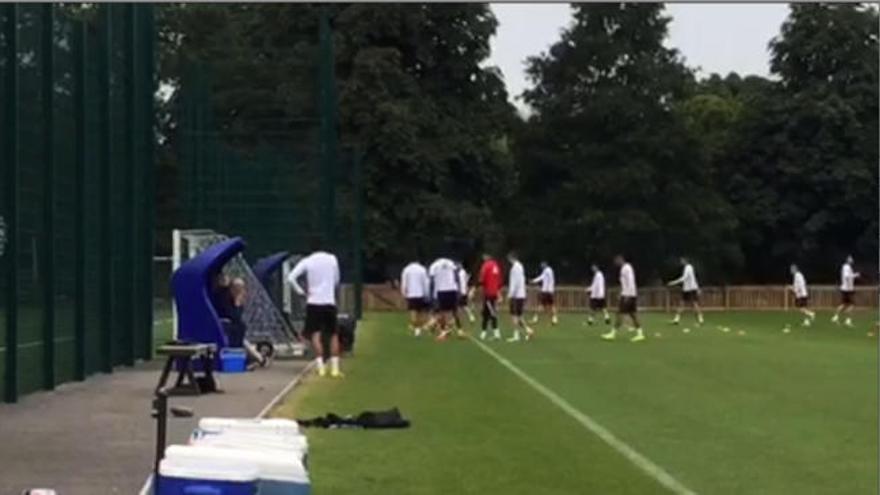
[171,229,303,356]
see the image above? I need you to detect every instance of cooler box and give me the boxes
[190,428,309,466]
[157,455,258,495]
[166,445,310,495]
[219,348,247,373]
[199,417,300,436]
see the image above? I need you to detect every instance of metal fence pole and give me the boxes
[122,3,136,367]
[40,3,56,390]
[73,18,87,380]
[98,4,113,373]
[353,150,364,319]
[3,4,20,403]
[318,7,337,246]
[141,3,156,361]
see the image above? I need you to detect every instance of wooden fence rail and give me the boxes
[358,285,879,312]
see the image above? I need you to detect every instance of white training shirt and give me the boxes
[400,262,430,299]
[288,251,340,306]
[678,264,699,292]
[508,260,527,299]
[619,263,637,297]
[588,271,606,299]
[532,266,555,293]
[429,258,459,294]
[458,267,469,296]
[792,271,808,298]
[840,263,856,291]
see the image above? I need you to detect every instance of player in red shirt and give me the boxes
[478,253,503,340]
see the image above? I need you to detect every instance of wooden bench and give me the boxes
[155,343,220,396]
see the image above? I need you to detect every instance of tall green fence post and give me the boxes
[40,3,56,390]
[98,4,113,373]
[353,150,364,320]
[3,4,20,403]
[141,3,155,361]
[122,3,136,367]
[318,8,337,246]
[72,19,87,380]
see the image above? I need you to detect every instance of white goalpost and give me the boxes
[170,228,305,357]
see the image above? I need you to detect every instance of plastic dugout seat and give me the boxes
[171,237,247,350]
[252,251,290,293]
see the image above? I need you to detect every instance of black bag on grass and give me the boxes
[338,313,356,353]
[298,407,410,429]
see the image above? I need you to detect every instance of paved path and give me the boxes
[0,358,307,495]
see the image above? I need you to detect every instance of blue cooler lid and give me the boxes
[159,455,258,482]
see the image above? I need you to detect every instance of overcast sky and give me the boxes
[489,3,790,111]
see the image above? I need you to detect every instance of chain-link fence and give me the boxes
[159,7,363,319]
[0,4,155,402]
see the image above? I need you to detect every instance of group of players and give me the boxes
[399,251,867,343]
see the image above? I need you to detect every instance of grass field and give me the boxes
[274,310,877,495]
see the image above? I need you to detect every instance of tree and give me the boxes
[154,4,519,275]
[515,3,739,283]
[721,4,879,281]
[334,4,518,272]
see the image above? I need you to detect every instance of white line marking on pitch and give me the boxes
[256,361,316,419]
[471,338,698,495]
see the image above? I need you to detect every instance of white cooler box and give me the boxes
[190,428,308,466]
[156,455,259,495]
[198,417,301,436]
[165,445,310,495]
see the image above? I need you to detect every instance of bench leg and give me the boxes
[155,357,174,394]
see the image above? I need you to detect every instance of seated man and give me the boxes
[211,273,266,369]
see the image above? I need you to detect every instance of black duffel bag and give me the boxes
[338,313,356,354]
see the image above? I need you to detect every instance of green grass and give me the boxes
[274,310,877,495]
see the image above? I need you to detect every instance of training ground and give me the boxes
[273,310,877,495]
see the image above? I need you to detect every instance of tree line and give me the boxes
[155,3,878,285]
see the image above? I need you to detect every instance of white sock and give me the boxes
[636,328,644,337]
[414,327,422,337]
[315,357,325,373]
[493,328,501,339]
[845,317,853,325]
[698,314,704,323]
[330,356,340,373]
[511,330,520,340]
[479,331,486,340]
[673,314,680,322]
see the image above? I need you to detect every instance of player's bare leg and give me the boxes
[670,302,684,325]
[328,334,343,378]
[436,312,454,341]
[463,303,476,323]
[508,315,534,342]
[550,304,558,325]
[530,305,543,324]
[311,332,327,376]
[692,301,704,325]
[601,310,623,340]
[629,313,646,342]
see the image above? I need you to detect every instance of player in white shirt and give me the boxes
[506,251,535,342]
[602,254,646,342]
[429,257,461,340]
[288,247,343,378]
[400,260,430,337]
[586,264,610,325]
[787,264,816,328]
[529,261,558,325]
[832,255,860,327]
[456,262,476,324]
[666,257,704,326]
